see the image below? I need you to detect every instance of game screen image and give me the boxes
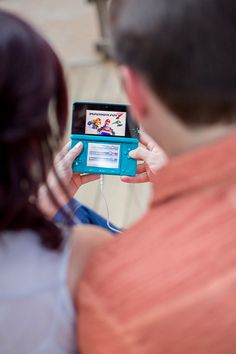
[87,142,120,169]
[85,110,127,136]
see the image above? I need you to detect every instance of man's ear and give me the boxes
[120,66,148,120]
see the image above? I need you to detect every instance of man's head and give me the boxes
[109,0,236,155]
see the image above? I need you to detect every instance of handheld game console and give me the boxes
[71,102,139,176]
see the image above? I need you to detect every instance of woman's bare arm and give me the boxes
[67,225,112,305]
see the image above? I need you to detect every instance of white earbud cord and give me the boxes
[99,175,122,234]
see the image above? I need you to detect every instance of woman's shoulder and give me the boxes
[67,225,112,303]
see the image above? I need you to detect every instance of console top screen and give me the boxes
[72,102,139,139]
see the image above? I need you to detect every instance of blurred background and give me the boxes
[0,0,151,228]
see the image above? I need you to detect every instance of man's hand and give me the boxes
[38,142,99,218]
[121,132,167,183]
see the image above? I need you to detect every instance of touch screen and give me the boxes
[87,143,120,169]
[85,110,127,137]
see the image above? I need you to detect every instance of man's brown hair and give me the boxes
[110,0,236,126]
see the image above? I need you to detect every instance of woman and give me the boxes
[0,9,165,354]
[0,10,111,354]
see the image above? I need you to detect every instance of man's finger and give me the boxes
[137,163,146,174]
[139,131,160,151]
[129,146,150,161]
[139,131,153,146]
[121,172,149,184]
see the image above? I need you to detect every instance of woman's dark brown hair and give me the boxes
[0,11,68,250]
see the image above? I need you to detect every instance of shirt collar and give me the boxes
[151,132,236,206]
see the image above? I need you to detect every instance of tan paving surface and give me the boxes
[0,0,101,65]
[0,0,151,227]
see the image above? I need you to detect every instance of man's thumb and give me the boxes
[129,147,149,161]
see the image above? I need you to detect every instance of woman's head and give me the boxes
[0,11,68,249]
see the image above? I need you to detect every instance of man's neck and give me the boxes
[183,123,236,156]
[143,98,236,157]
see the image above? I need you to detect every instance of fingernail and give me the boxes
[129,150,134,157]
[76,142,82,148]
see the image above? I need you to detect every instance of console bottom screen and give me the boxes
[87,143,120,169]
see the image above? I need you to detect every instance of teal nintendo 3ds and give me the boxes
[71,102,139,176]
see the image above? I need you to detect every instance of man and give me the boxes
[77,0,236,353]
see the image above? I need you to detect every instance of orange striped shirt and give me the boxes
[77,133,236,354]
